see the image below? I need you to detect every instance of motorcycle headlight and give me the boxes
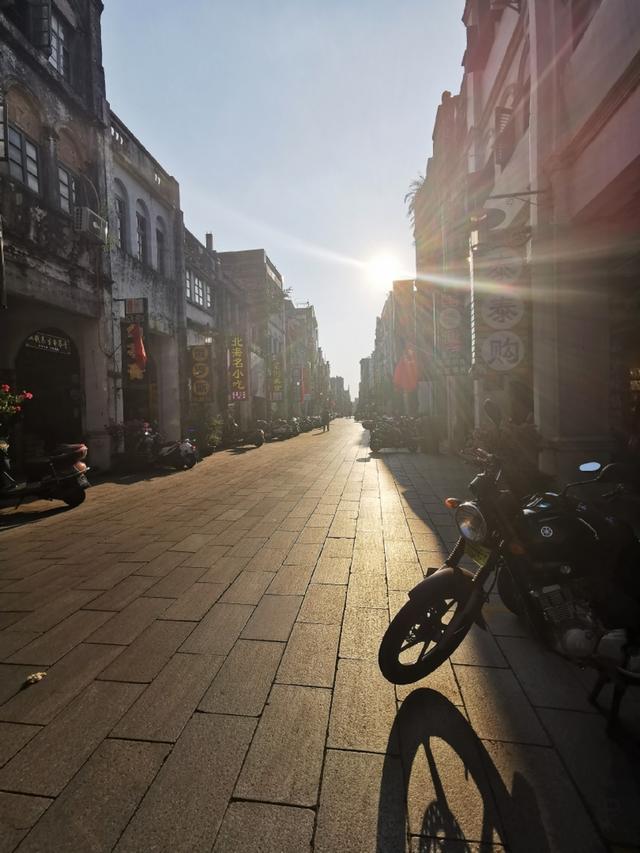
[454,502,488,543]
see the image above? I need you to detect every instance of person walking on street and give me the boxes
[321,407,330,432]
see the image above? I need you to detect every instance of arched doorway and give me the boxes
[15,328,83,456]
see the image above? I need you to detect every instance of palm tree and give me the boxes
[404,174,426,231]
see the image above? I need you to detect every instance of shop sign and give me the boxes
[271,354,284,401]
[123,322,148,382]
[229,334,248,401]
[481,331,525,372]
[189,345,213,402]
[481,289,525,330]
[476,247,523,286]
[124,298,148,325]
[25,331,72,355]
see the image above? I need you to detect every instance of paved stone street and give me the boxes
[0,419,638,853]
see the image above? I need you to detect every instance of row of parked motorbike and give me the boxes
[362,415,422,453]
[218,415,329,449]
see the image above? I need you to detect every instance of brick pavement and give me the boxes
[0,419,638,852]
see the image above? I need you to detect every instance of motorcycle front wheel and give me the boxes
[62,487,86,508]
[378,573,471,684]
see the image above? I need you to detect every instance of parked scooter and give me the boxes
[0,439,90,508]
[369,416,418,453]
[220,418,265,449]
[271,418,293,440]
[137,423,198,470]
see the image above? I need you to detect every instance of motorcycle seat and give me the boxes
[26,444,86,473]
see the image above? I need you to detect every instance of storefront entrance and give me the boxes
[15,328,83,457]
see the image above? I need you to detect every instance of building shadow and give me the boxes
[377,689,550,852]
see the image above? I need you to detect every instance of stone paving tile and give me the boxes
[235,684,331,807]
[144,563,209,598]
[119,541,176,563]
[386,560,423,592]
[395,658,463,706]
[0,680,142,796]
[0,630,41,660]
[321,538,354,559]
[138,550,190,577]
[385,540,418,563]
[539,707,640,847]
[8,589,99,634]
[112,652,223,742]
[0,722,40,768]
[296,527,327,544]
[83,574,157,611]
[0,644,122,725]
[86,597,170,645]
[170,533,216,552]
[328,516,357,538]
[241,594,302,641]
[346,571,387,609]
[454,666,549,745]
[450,625,509,669]
[160,581,226,621]
[284,542,323,567]
[312,557,350,584]
[0,612,29,629]
[244,547,288,572]
[98,620,193,683]
[276,622,340,688]
[114,714,255,853]
[180,602,254,656]
[198,555,249,584]
[267,562,314,596]
[482,596,528,638]
[339,606,389,661]
[8,610,114,666]
[212,802,314,853]
[351,548,386,574]
[481,739,607,853]
[199,639,284,716]
[328,659,397,754]
[315,749,406,853]
[78,561,145,590]
[297,584,346,624]
[220,570,276,605]
[180,543,231,568]
[0,792,52,853]
[15,739,170,853]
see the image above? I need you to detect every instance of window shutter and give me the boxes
[0,89,7,161]
[29,0,52,55]
[495,107,515,167]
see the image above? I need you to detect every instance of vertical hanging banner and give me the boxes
[123,298,148,383]
[228,334,248,401]
[271,353,284,402]
[189,344,213,402]
[392,280,418,392]
[435,288,467,375]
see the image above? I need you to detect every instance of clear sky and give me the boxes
[101,1,466,393]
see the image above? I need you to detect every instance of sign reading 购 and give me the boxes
[189,345,213,402]
[228,334,248,401]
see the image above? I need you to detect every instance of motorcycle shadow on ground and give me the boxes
[0,502,70,529]
[377,689,551,853]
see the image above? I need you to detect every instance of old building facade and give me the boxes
[0,0,113,468]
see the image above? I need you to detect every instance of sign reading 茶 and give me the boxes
[189,345,213,402]
[229,334,248,401]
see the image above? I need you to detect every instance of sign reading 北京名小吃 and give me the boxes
[229,334,248,402]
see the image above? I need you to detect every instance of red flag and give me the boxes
[131,324,147,370]
[393,346,418,392]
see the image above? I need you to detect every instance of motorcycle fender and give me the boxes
[407,566,487,631]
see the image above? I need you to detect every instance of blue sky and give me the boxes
[102,1,466,393]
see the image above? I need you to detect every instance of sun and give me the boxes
[365,252,402,289]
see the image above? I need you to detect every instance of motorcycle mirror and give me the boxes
[597,462,627,484]
[483,399,502,427]
[579,461,601,473]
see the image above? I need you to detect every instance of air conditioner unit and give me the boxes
[73,206,108,244]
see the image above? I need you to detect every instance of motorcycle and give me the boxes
[369,417,418,453]
[220,419,265,449]
[378,400,640,726]
[0,439,90,508]
[271,418,293,440]
[137,424,198,470]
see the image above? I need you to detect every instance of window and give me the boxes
[114,196,127,250]
[193,275,204,306]
[136,213,148,264]
[57,165,76,213]
[156,229,165,276]
[206,285,212,310]
[8,125,40,193]
[49,10,70,79]
[185,270,193,300]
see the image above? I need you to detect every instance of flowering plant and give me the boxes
[0,385,33,435]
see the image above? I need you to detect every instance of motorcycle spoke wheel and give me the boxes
[397,599,456,667]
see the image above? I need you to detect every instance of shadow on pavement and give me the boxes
[0,502,70,530]
[377,689,550,852]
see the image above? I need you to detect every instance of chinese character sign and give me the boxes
[123,322,148,383]
[481,290,524,330]
[271,354,284,401]
[481,331,524,371]
[228,334,248,402]
[189,345,212,402]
